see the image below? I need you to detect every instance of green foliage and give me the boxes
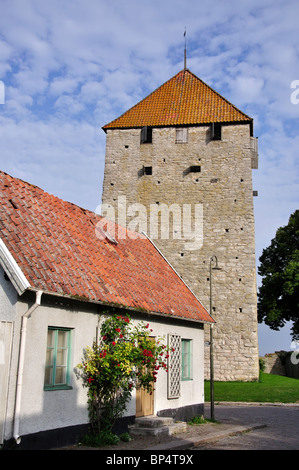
[80,430,120,447]
[259,357,265,372]
[120,432,132,442]
[257,209,299,340]
[76,313,172,437]
[187,415,208,425]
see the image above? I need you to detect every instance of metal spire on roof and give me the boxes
[184,27,187,70]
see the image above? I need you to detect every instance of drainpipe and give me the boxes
[13,290,43,445]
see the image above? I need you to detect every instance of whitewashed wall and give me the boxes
[3,288,205,442]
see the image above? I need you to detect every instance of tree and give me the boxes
[76,313,172,437]
[257,209,299,341]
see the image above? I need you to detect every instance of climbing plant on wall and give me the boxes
[76,313,172,435]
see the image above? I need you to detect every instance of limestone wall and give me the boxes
[102,123,259,381]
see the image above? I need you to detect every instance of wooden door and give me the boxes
[136,336,154,417]
[136,384,154,417]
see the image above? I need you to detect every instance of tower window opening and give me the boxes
[176,128,188,143]
[210,123,222,141]
[143,166,152,175]
[189,165,201,173]
[140,126,152,144]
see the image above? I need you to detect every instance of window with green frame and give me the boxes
[44,327,72,390]
[181,339,192,380]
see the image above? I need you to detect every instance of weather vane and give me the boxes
[184,27,187,69]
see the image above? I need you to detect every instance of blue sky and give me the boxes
[0,0,298,355]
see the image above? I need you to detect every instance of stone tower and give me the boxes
[101,68,259,381]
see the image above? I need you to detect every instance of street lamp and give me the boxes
[209,255,221,421]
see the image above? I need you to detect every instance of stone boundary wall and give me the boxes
[260,351,299,378]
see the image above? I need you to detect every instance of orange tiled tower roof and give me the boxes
[103,68,252,130]
[0,170,214,324]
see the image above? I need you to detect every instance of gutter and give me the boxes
[13,290,43,445]
[0,238,30,295]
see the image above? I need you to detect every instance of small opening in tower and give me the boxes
[210,123,222,141]
[190,165,201,173]
[239,308,243,312]
[140,126,152,144]
[143,166,152,175]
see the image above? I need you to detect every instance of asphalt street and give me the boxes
[201,403,299,450]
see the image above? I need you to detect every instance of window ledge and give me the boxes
[44,385,73,391]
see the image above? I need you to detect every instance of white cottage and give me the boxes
[0,170,214,449]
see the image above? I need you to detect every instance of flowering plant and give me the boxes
[76,313,172,434]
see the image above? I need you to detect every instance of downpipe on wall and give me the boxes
[13,290,43,445]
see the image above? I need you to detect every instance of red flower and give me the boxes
[112,341,116,346]
[119,334,123,338]
[116,328,121,332]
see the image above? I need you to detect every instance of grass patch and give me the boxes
[187,415,208,425]
[204,372,299,404]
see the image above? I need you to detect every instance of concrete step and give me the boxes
[129,416,188,436]
[134,416,174,428]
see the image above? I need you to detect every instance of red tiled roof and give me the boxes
[0,171,213,324]
[103,69,252,130]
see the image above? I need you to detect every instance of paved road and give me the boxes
[201,403,299,450]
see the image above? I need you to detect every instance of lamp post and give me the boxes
[209,255,221,421]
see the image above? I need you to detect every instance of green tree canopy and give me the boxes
[258,209,299,341]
